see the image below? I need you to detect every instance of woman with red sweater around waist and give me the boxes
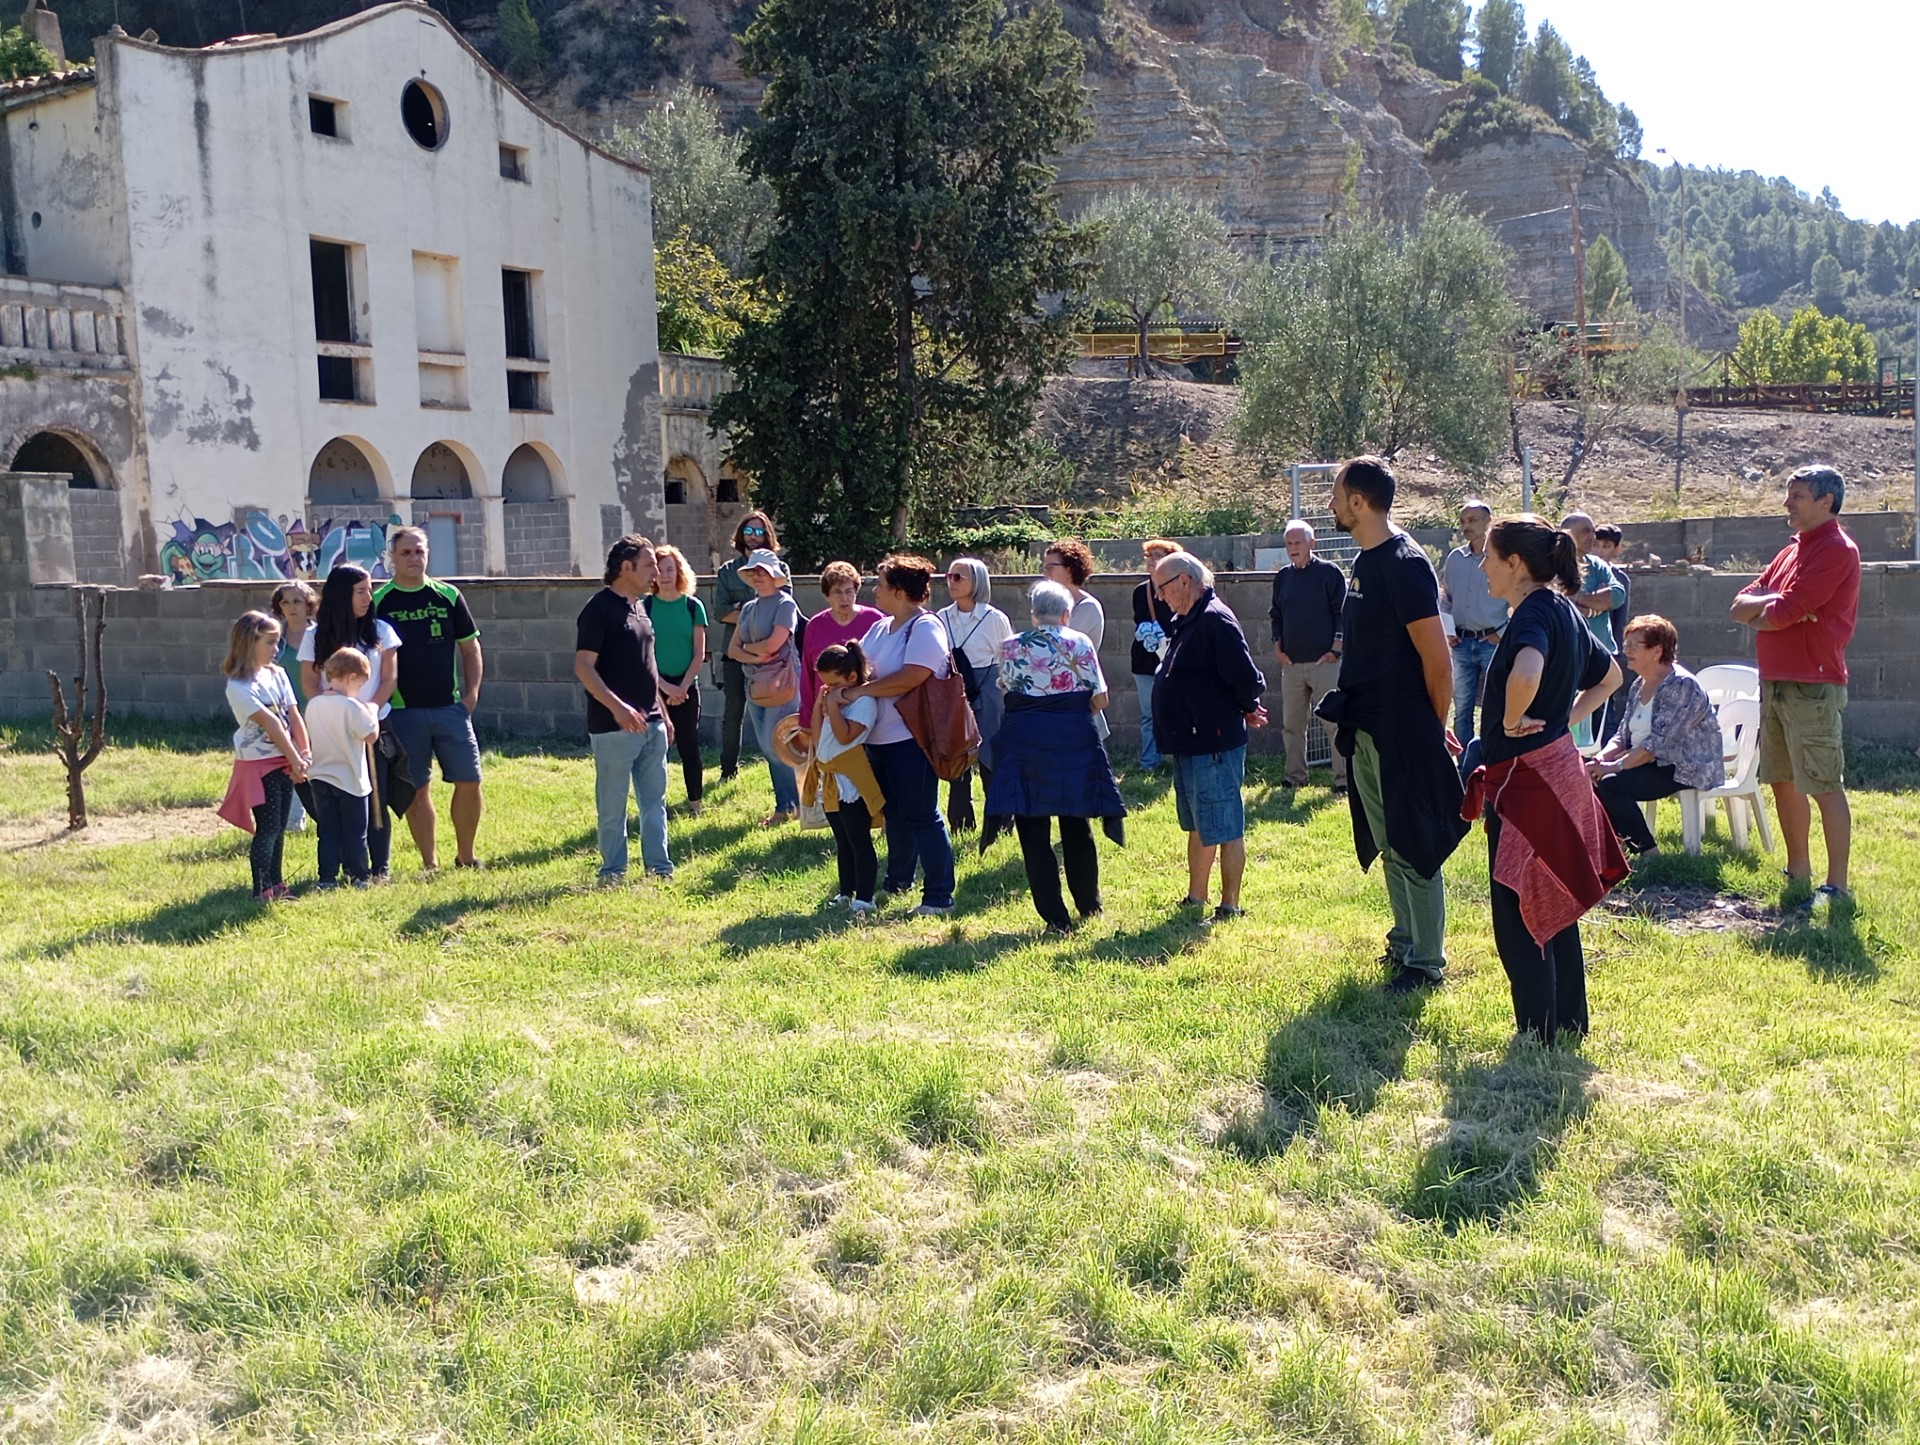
[1465,517,1626,1044]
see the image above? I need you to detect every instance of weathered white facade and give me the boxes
[0,2,663,581]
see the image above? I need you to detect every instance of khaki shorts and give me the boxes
[1758,681,1846,794]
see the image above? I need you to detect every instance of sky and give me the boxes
[1516,0,1919,226]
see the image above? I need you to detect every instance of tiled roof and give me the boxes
[0,65,98,103]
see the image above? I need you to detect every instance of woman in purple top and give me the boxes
[800,560,884,730]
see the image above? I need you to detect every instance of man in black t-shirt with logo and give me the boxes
[375,527,485,870]
[1321,457,1469,994]
[573,535,674,882]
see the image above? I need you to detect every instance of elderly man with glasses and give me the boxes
[1149,550,1268,924]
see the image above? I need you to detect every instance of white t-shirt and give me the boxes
[225,666,297,761]
[1628,697,1655,750]
[299,619,402,719]
[817,694,878,803]
[937,603,1014,671]
[304,692,377,795]
[860,611,951,746]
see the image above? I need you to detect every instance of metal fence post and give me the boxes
[1288,463,1301,522]
[1520,445,1533,512]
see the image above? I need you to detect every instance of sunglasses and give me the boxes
[742,526,767,537]
[945,571,966,580]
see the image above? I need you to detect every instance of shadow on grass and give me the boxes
[486,827,598,870]
[1754,899,1883,981]
[1214,973,1426,1161]
[29,885,265,957]
[1246,781,1341,827]
[1404,1037,1595,1229]
[395,883,581,939]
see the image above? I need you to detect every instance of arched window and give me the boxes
[411,442,474,499]
[10,431,103,488]
[308,437,383,505]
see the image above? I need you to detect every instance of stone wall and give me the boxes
[5,553,1920,753]
[502,501,576,577]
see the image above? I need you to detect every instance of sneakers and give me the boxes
[824,893,850,908]
[1208,904,1247,924]
[455,857,485,871]
[1807,883,1852,915]
[847,899,877,916]
[1384,968,1440,996]
[910,903,954,917]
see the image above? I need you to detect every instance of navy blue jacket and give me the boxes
[986,693,1127,820]
[1153,589,1266,756]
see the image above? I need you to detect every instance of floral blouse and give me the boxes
[999,625,1107,698]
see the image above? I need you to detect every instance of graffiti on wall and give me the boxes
[159,511,404,585]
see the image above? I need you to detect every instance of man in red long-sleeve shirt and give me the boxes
[1730,465,1860,908]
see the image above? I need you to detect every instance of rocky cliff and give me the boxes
[527,0,1725,339]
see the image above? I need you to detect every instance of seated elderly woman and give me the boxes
[1584,613,1725,857]
[983,580,1126,934]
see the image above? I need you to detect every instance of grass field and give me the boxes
[2,716,1917,1444]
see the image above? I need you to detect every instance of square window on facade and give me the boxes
[499,144,529,181]
[309,95,345,138]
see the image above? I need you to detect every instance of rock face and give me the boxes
[550,0,1711,332]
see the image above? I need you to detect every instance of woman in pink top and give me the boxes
[800,560,884,728]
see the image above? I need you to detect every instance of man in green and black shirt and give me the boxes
[375,526,484,869]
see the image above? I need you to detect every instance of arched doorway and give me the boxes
[11,431,102,488]
[307,437,393,576]
[663,454,712,567]
[308,437,384,507]
[502,443,572,575]
[9,430,124,580]
[410,442,485,575]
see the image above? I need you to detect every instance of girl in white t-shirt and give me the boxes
[299,565,403,878]
[812,643,882,912]
[217,610,310,901]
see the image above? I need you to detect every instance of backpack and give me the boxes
[897,614,981,782]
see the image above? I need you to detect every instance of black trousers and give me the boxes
[249,768,293,895]
[1015,814,1101,929]
[311,778,371,885]
[1487,812,1589,1042]
[1593,761,1679,855]
[665,690,704,803]
[719,657,747,777]
[825,795,878,902]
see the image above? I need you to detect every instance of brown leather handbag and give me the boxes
[898,615,981,782]
[747,650,798,708]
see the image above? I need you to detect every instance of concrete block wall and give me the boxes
[67,490,126,582]
[410,499,488,577]
[503,501,575,577]
[3,558,1919,754]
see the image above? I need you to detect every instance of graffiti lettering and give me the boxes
[159,511,403,584]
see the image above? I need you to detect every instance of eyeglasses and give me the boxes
[742,526,767,537]
[945,571,966,580]
[1042,557,1066,569]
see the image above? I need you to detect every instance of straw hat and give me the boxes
[771,714,814,771]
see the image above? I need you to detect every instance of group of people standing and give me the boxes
[215,460,1862,1048]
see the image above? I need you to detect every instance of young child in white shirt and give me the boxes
[304,649,380,887]
[813,643,882,912]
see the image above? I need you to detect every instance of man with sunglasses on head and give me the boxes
[712,512,784,779]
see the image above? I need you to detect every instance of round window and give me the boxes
[401,79,447,151]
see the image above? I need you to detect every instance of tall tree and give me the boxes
[712,0,1094,566]
[612,84,774,275]
[1395,0,1468,79]
[1472,0,1524,92]
[1583,234,1630,318]
[496,0,547,84]
[1517,21,1576,127]
[1810,253,1846,315]
[1233,198,1519,474]
[1865,226,1899,295]
[1083,188,1232,378]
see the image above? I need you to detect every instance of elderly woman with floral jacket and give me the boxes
[1585,613,1725,856]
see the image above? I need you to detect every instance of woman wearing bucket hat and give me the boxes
[727,548,802,824]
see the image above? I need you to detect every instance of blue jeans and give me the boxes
[744,696,800,813]
[1450,636,1498,746]
[867,738,956,907]
[310,778,370,885]
[1133,673,1161,768]
[590,722,671,877]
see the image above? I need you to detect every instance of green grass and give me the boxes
[2,716,1918,1442]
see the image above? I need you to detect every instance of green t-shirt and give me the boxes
[646,593,708,682]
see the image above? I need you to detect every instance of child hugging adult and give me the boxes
[304,649,381,887]
[300,565,403,881]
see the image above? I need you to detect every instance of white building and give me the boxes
[0,1,663,582]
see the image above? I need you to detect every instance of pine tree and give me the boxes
[1810,253,1846,315]
[711,0,1094,566]
[1584,234,1630,317]
[1865,227,1899,295]
[1517,21,1575,125]
[497,0,547,84]
[1472,0,1524,92]
[1395,0,1468,79]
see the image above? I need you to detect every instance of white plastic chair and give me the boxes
[1643,696,1773,855]
[1694,663,1760,709]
